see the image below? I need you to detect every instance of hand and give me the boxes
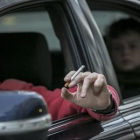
[61,71,111,110]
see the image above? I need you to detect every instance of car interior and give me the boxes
[0,32,53,88]
[0,7,71,92]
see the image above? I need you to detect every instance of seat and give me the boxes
[0,32,52,88]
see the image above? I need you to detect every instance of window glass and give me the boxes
[90,10,140,99]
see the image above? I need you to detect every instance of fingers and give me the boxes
[64,71,75,82]
[64,71,107,98]
[69,72,91,87]
[94,74,107,93]
[80,73,98,97]
[80,73,107,98]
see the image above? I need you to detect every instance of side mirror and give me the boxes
[0,91,52,140]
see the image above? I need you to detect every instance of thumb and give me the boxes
[61,87,75,102]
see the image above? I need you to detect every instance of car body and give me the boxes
[0,0,140,140]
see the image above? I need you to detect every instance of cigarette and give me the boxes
[64,65,85,88]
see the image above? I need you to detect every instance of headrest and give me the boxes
[0,32,52,88]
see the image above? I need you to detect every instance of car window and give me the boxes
[91,11,129,36]
[0,4,76,120]
[0,9,60,51]
[88,9,140,100]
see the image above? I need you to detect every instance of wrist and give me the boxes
[91,93,115,114]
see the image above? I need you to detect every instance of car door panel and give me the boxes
[86,0,140,139]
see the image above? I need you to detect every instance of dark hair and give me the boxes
[105,18,140,49]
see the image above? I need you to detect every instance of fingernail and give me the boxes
[80,92,85,98]
[69,81,75,87]
[64,78,69,81]
[80,94,84,97]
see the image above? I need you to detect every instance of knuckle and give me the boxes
[92,72,98,77]
[100,79,104,84]
[79,72,84,77]
[99,74,105,78]
[81,72,91,77]
[85,76,92,81]
[85,71,91,75]
[99,74,105,80]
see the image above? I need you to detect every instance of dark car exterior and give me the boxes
[0,0,140,140]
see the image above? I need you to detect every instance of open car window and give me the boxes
[91,11,129,36]
[0,4,76,120]
[87,4,140,100]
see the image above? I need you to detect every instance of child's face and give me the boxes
[110,31,140,72]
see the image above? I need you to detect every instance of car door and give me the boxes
[85,0,140,139]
